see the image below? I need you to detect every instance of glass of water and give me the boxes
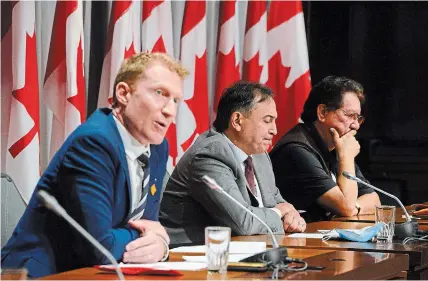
[205,226,231,273]
[375,205,396,242]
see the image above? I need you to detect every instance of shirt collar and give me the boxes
[113,115,150,161]
[222,133,250,164]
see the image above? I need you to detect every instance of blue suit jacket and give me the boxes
[1,108,168,278]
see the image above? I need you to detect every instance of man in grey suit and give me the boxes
[160,81,306,245]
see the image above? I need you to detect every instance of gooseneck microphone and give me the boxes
[342,171,411,221]
[342,172,418,239]
[201,175,288,265]
[37,190,125,280]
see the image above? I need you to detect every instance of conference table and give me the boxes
[235,221,428,279]
[333,206,428,225]
[15,219,426,280]
[39,248,408,280]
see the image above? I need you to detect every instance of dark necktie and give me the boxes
[128,153,150,220]
[244,156,257,197]
[137,153,150,193]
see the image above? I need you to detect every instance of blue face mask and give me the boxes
[323,223,384,242]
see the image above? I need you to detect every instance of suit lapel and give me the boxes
[222,138,252,205]
[212,129,254,205]
[107,113,132,217]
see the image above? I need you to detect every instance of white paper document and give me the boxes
[116,262,207,271]
[170,241,266,254]
[182,253,254,263]
[286,233,327,239]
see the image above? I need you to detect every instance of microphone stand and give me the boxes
[342,172,418,239]
[202,176,288,265]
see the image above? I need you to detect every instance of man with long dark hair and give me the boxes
[270,76,380,222]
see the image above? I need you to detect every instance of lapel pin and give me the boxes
[150,184,157,196]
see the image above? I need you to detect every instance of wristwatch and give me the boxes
[355,202,361,216]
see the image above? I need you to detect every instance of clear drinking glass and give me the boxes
[205,226,231,273]
[375,205,396,242]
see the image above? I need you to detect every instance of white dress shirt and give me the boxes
[113,116,150,212]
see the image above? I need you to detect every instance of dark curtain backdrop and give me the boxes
[303,1,428,203]
[304,1,428,141]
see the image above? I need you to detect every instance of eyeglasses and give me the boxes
[337,108,365,125]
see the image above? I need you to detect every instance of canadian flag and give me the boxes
[176,0,209,160]
[141,0,177,173]
[213,0,241,115]
[266,0,311,145]
[1,1,40,203]
[98,0,141,108]
[43,0,86,160]
[242,0,268,83]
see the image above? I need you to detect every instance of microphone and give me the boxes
[37,190,125,280]
[342,172,418,239]
[201,175,288,265]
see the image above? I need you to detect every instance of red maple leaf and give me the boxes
[266,51,311,146]
[124,40,137,59]
[181,52,209,152]
[266,51,292,146]
[67,37,86,123]
[9,32,40,158]
[152,36,167,53]
[214,46,240,112]
[242,52,264,82]
[108,41,137,106]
